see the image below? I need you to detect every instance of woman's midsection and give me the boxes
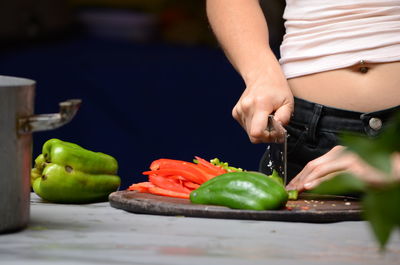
[288,61,400,112]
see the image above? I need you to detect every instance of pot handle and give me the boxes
[18,99,82,134]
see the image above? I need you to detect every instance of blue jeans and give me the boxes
[259,97,400,182]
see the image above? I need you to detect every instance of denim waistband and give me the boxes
[291,97,400,136]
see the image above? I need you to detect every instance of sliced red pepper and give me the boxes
[149,158,225,181]
[143,167,208,184]
[128,181,190,199]
[148,186,190,199]
[160,175,200,190]
[148,174,191,194]
[150,158,217,179]
[196,164,225,181]
[194,156,227,176]
[131,157,231,199]
[168,176,199,190]
[182,181,200,190]
[149,158,190,171]
[128,181,155,192]
[168,175,186,181]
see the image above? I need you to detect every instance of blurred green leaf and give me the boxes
[362,184,400,249]
[341,135,392,173]
[337,111,400,250]
[340,111,400,173]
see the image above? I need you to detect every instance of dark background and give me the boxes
[0,0,285,189]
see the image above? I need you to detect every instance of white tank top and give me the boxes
[279,0,400,78]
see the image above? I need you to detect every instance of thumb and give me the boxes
[274,102,294,126]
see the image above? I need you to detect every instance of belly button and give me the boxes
[359,60,369,73]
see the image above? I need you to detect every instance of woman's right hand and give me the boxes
[206,0,294,143]
[232,72,294,144]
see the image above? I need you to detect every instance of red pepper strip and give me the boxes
[194,156,227,176]
[168,175,186,181]
[149,174,191,194]
[149,158,188,171]
[183,181,200,190]
[148,186,190,199]
[196,164,224,181]
[148,158,217,181]
[143,168,207,184]
[128,181,155,192]
[168,175,199,190]
[194,164,223,181]
[128,181,190,199]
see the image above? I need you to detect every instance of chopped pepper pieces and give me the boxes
[129,157,231,198]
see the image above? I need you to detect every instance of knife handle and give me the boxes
[266,115,287,143]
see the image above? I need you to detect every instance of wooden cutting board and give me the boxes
[109,190,363,223]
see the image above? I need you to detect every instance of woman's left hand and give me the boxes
[285,145,392,192]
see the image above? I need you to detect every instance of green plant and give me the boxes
[312,112,400,250]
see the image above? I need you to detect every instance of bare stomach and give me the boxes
[288,61,400,112]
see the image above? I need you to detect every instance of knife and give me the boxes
[262,114,288,185]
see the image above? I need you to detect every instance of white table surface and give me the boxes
[0,193,399,265]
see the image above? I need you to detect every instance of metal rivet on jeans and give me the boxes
[369,117,382,130]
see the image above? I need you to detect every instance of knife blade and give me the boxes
[263,115,288,185]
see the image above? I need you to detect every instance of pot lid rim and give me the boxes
[0,75,35,87]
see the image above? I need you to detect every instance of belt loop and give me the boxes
[307,104,323,144]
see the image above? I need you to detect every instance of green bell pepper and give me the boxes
[31,138,120,203]
[42,138,118,174]
[190,171,289,210]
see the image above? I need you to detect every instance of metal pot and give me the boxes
[0,75,81,233]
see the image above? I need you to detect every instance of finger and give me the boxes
[286,155,327,191]
[286,146,347,191]
[233,103,252,139]
[232,104,241,123]
[298,157,351,190]
[286,166,308,191]
[246,110,269,142]
[308,158,359,192]
[274,102,294,126]
[303,171,344,190]
[286,166,310,192]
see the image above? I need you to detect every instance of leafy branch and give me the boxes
[311,111,400,250]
